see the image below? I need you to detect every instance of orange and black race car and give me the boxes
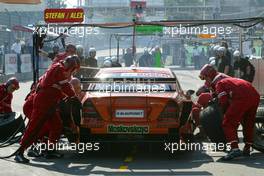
[78,67,195,142]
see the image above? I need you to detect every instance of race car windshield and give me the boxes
[90,83,175,92]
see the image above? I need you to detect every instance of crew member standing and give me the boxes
[199,64,260,161]
[84,48,98,67]
[233,50,255,83]
[11,39,22,73]
[15,56,80,163]
[216,47,233,76]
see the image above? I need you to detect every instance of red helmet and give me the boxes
[6,77,19,89]
[64,55,80,72]
[199,64,217,80]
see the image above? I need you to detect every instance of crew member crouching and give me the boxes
[0,77,20,114]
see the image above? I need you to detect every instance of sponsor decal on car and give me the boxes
[107,124,149,134]
[115,110,144,118]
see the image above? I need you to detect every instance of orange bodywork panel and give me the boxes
[81,92,190,135]
[80,67,193,136]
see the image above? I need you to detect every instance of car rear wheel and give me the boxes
[199,102,227,144]
[79,127,92,143]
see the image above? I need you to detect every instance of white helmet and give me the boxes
[209,57,215,62]
[89,47,96,57]
[76,45,83,54]
[103,60,112,67]
[213,45,220,52]
[233,50,240,57]
[210,59,216,66]
[218,46,226,54]
[89,47,96,53]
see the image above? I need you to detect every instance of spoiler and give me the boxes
[80,77,178,84]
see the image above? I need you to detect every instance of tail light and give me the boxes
[158,101,179,119]
[82,100,101,119]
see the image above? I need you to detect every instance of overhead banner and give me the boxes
[20,54,32,73]
[44,8,84,23]
[5,54,17,75]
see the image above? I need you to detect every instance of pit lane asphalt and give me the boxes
[0,70,263,176]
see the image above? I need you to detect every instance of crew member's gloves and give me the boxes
[208,97,218,106]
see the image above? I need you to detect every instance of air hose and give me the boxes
[0,116,27,148]
[0,108,56,159]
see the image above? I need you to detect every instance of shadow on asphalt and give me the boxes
[26,142,215,175]
[16,141,263,175]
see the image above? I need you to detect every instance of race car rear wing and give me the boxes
[80,77,179,92]
[80,77,178,83]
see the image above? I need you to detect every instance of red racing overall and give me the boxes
[19,61,76,151]
[192,93,213,127]
[0,84,13,113]
[215,77,260,149]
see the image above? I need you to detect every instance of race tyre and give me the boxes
[200,102,227,144]
[253,106,264,153]
[256,106,264,119]
[0,112,25,141]
[79,127,91,143]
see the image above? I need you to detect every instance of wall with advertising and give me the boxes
[4,54,17,75]
[4,54,33,75]
[20,54,32,73]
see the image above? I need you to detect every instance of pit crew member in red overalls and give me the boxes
[191,88,212,138]
[0,77,20,114]
[199,64,260,161]
[15,55,80,163]
[192,65,230,138]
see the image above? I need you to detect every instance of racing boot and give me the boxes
[27,145,42,157]
[14,151,30,163]
[220,148,242,161]
[242,143,252,157]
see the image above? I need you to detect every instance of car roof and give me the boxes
[96,67,175,78]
